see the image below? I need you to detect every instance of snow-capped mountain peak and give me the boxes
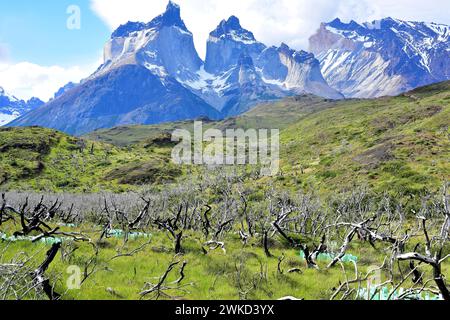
[147,0,187,31]
[323,17,449,50]
[210,16,258,45]
[205,16,266,74]
[309,17,450,98]
[100,0,201,81]
[0,87,44,126]
[111,1,187,39]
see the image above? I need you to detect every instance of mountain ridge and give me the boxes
[309,17,450,98]
[9,64,220,135]
[0,87,44,126]
[10,1,342,134]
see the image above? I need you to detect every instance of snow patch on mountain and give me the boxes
[0,86,44,126]
[309,17,450,98]
[0,111,20,126]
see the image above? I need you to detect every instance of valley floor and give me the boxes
[0,183,449,301]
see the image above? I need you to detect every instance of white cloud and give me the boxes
[90,0,450,58]
[0,60,100,101]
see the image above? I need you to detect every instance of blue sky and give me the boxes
[0,0,109,66]
[0,0,449,100]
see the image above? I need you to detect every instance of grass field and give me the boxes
[0,127,181,192]
[2,216,447,300]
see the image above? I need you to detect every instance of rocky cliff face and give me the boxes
[100,1,202,82]
[195,17,342,115]
[309,18,450,98]
[204,16,266,74]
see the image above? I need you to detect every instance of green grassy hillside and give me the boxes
[85,81,449,195]
[278,81,450,194]
[1,81,449,194]
[84,95,339,146]
[0,127,180,192]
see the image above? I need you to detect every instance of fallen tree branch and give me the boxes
[32,243,61,300]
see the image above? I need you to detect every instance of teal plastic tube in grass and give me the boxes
[357,286,443,300]
[299,250,358,264]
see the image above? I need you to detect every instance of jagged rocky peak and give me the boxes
[147,0,187,31]
[309,19,365,55]
[210,16,257,43]
[111,1,187,39]
[278,43,315,62]
[205,15,266,74]
[312,16,450,49]
[328,18,364,30]
[101,0,202,80]
[309,16,450,98]
[218,15,242,31]
[264,43,342,99]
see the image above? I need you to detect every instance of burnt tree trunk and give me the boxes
[263,230,272,258]
[175,231,183,254]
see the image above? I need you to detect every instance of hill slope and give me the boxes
[8,65,220,136]
[87,81,450,195]
[279,81,450,194]
[0,127,180,192]
[84,95,340,146]
[2,81,449,194]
